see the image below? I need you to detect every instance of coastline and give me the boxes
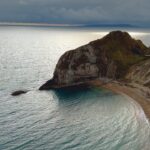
[90,80,150,121]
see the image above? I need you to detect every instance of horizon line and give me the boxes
[0,22,148,28]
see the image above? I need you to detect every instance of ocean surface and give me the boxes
[0,26,150,150]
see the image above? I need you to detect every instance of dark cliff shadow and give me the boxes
[53,84,91,102]
[51,84,115,107]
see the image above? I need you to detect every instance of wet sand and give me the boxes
[90,80,150,121]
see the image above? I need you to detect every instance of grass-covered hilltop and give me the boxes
[40,31,150,90]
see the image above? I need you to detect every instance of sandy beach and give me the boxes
[90,80,150,121]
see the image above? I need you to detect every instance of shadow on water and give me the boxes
[51,84,116,107]
[53,85,91,102]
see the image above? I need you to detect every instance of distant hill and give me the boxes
[83,24,137,28]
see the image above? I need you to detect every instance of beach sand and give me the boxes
[90,80,150,121]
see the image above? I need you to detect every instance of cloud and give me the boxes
[0,0,150,25]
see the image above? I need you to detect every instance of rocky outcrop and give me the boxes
[11,90,28,96]
[39,31,150,90]
[126,59,150,88]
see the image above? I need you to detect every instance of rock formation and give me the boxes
[126,59,150,88]
[11,90,28,96]
[39,31,150,90]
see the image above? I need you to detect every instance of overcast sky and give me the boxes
[0,0,150,25]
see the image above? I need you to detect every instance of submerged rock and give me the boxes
[40,31,150,90]
[11,90,28,96]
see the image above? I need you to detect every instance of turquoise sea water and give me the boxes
[0,26,150,150]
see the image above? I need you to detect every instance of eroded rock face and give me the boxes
[126,59,150,88]
[53,45,113,84]
[40,31,150,90]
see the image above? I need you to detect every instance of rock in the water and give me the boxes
[11,90,28,96]
[40,31,150,90]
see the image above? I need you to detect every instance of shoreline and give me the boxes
[90,80,150,121]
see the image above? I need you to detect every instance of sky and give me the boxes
[0,0,150,26]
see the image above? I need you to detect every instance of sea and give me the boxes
[0,26,150,150]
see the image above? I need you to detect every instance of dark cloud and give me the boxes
[0,0,150,25]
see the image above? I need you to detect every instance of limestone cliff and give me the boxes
[126,59,150,88]
[39,31,150,90]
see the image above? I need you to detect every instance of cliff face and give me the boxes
[126,59,150,88]
[40,31,150,90]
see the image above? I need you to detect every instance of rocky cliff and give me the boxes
[39,31,150,90]
[126,59,150,88]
